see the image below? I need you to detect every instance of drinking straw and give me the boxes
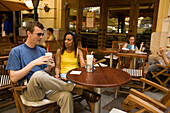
[86,47,89,55]
[47,44,49,52]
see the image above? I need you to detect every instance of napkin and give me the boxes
[70,71,82,75]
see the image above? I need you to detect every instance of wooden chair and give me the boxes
[151,64,170,91]
[0,58,14,108]
[115,53,150,98]
[122,78,170,113]
[0,36,11,43]
[112,41,126,50]
[0,43,13,56]
[9,72,58,113]
[16,36,27,45]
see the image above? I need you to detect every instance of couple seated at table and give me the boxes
[6,21,100,113]
[122,35,144,51]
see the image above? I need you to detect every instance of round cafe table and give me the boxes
[67,67,131,113]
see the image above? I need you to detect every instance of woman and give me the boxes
[122,35,144,51]
[54,32,101,104]
[55,32,86,81]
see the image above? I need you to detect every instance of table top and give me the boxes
[98,48,119,53]
[67,67,131,88]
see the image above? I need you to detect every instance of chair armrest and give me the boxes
[140,78,169,93]
[126,94,164,113]
[9,85,27,92]
[94,59,106,65]
[129,89,167,111]
[155,64,168,69]
[144,63,150,75]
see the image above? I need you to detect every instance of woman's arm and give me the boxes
[122,43,127,48]
[139,42,144,51]
[78,49,86,67]
[55,49,61,78]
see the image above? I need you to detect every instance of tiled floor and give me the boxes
[0,87,169,113]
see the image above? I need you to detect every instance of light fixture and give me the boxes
[44,3,50,12]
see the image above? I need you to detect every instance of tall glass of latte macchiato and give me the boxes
[45,52,52,65]
[86,55,94,72]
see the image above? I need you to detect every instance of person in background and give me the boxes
[43,27,60,49]
[46,28,55,41]
[3,16,12,36]
[122,35,144,51]
[146,47,170,83]
[1,16,5,36]
[159,47,170,67]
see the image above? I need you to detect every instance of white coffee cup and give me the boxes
[45,52,52,65]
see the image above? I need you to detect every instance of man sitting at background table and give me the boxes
[6,21,100,113]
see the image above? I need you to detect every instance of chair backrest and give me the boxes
[112,41,126,49]
[45,40,60,52]
[0,43,12,56]
[0,58,14,107]
[0,60,10,87]
[0,36,11,43]
[16,36,27,45]
[117,53,147,78]
[140,78,170,108]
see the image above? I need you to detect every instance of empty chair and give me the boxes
[115,53,150,98]
[122,78,170,113]
[0,59,14,107]
[112,41,126,50]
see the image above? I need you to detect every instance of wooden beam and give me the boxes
[129,0,139,37]
[76,0,83,42]
[152,0,159,32]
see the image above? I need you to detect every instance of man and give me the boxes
[146,47,170,83]
[159,47,170,67]
[6,21,100,113]
[43,27,60,49]
[46,28,55,41]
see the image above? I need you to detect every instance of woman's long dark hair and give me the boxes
[61,32,77,57]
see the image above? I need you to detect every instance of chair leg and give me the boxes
[114,87,119,99]
[86,100,94,113]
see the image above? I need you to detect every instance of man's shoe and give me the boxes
[82,89,101,103]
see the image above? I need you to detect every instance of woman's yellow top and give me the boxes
[60,49,79,74]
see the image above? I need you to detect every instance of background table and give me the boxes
[98,48,119,68]
[67,67,131,113]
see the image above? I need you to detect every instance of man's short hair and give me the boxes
[47,28,54,33]
[26,21,44,34]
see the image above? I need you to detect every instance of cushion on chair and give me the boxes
[0,75,10,87]
[20,95,55,107]
[122,69,142,77]
[109,108,127,113]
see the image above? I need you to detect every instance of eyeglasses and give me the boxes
[36,33,44,37]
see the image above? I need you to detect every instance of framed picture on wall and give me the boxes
[85,12,95,28]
